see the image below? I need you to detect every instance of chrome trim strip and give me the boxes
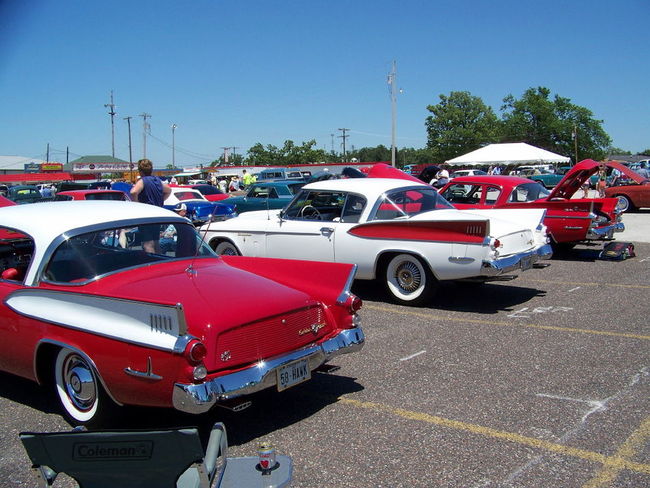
[480,244,553,277]
[172,327,365,414]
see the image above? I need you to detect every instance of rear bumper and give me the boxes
[480,244,553,277]
[172,326,365,414]
[587,222,625,240]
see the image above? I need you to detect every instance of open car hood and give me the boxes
[547,159,642,200]
[366,163,423,183]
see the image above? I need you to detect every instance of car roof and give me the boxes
[0,201,181,244]
[303,177,426,195]
[57,189,124,195]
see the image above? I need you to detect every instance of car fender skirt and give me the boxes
[172,327,365,414]
[480,244,553,277]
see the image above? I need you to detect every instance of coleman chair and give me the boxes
[20,422,292,488]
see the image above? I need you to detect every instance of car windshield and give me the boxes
[84,192,126,201]
[174,190,205,201]
[510,183,551,202]
[43,222,214,284]
[370,187,453,220]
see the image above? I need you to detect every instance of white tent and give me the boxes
[445,143,570,166]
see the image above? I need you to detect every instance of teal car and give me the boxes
[529,166,572,188]
[226,180,305,213]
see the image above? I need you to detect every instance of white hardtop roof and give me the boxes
[0,201,182,243]
[446,143,570,166]
[304,177,426,196]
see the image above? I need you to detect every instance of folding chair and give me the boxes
[20,422,292,488]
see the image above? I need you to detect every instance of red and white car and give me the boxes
[201,178,552,306]
[0,201,364,426]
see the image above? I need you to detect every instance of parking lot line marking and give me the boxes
[581,416,650,487]
[399,350,426,361]
[364,304,650,341]
[337,397,650,476]
[527,279,650,290]
[568,286,581,292]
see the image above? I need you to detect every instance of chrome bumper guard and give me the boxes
[172,327,365,414]
[480,243,553,277]
[586,222,625,240]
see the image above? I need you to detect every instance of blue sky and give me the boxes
[1,0,648,168]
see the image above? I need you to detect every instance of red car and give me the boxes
[174,184,230,202]
[438,162,625,249]
[0,201,364,426]
[54,189,130,201]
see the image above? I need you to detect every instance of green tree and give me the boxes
[501,87,611,161]
[244,140,328,165]
[425,91,501,163]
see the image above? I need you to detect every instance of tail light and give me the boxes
[343,294,363,314]
[490,238,501,251]
[184,340,207,364]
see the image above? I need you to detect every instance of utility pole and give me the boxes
[104,90,117,158]
[221,147,231,163]
[338,128,349,162]
[330,133,335,154]
[388,60,397,167]
[46,143,50,162]
[140,113,151,159]
[172,124,178,167]
[572,123,578,164]
[123,116,133,165]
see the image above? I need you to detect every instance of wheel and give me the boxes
[383,254,436,306]
[617,195,636,212]
[54,348,113,426]
[214,240,241,256]
[300,205,322,220]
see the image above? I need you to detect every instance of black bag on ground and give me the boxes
[599,241,635,261]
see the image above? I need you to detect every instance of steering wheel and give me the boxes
[300,205,323,220]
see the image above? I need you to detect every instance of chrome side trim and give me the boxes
[172,327,365,414]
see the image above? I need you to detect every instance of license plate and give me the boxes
[520,255,533,270]
[277,359,310,391]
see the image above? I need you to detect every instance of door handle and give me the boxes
[320,227,335,235]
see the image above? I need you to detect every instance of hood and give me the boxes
[79,258,314,331]
[548,159,642,200]
[367,163,423,183]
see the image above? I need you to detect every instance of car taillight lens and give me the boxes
[344,295,363,314]
[185,340,207,364]
[490,239,501,251]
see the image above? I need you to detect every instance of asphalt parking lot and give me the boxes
[1,215,648,488]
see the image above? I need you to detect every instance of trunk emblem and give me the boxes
[298,323,325,336]
[221,350,231,362]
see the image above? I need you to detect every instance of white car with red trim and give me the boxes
[200,178,552,305]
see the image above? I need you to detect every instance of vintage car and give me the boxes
[164,187,236,225]
[7,185,45,204]
[224,180,305,213]
[0,201,364,426]
[179,183,230,202]
[54,189,131,201]
[528,166,571,188]
[200,178,552,306]
[438,172,625,249]
[601,162,650,211]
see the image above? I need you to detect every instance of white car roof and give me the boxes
[303,177,426,197]
[0,201,182,244]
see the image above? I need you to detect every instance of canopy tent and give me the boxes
[445,143,570,167]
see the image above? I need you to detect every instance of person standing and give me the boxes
[130,158,171,252]
[242,169,253,188]
[597,162,608,198]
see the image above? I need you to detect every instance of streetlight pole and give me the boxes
[388,60,397,167]
[172,124,177,168]
[140,113,151,159]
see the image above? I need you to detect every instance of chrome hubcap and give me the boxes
[64,356,96,411]
[395,261,421,292]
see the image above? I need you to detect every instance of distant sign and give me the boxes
[73,163,132,172]
[41,162,63,171]
[24,163,41,173]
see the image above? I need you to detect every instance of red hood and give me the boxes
[548,159,640,199]
[77,258,315,333]
[366,163,423,183]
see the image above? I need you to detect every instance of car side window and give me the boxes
[484,186,501,204]
[0,231,34,283]
[340,194,367,223]
[283,190,346,221]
